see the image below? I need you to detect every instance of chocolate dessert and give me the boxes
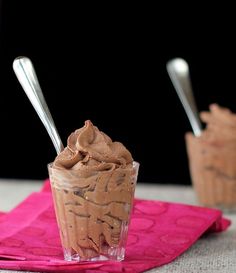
[48,120,139,261]
[186,104,236,211]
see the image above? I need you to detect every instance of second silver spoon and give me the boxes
[166,58,202,137]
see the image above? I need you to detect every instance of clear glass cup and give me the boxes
[186,132,236,212]
[48,161,139,262]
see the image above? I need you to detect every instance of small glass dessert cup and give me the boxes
[186,133,236,213]
[48,161,139,262]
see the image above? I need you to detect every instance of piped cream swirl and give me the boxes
[53,120,133,171]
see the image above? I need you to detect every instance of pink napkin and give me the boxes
[0,180,231,273]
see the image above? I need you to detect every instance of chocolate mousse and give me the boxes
[48,120,139,261]
[186,104,236,211]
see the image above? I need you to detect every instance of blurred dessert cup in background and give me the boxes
[186,104,236,212]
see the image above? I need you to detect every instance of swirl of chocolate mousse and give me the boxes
[53,120,133,171]
[50,120,136,259]
[186,104,236,208]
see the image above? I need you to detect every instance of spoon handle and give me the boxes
[13,56,64,154]
[166,58,202,137]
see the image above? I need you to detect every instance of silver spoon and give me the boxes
[166,58,202,137]
[13,56,64,154]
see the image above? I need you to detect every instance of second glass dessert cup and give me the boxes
[48,161,139,262]
[186,133,236,212]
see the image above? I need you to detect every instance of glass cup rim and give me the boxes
[48,160,139,169]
